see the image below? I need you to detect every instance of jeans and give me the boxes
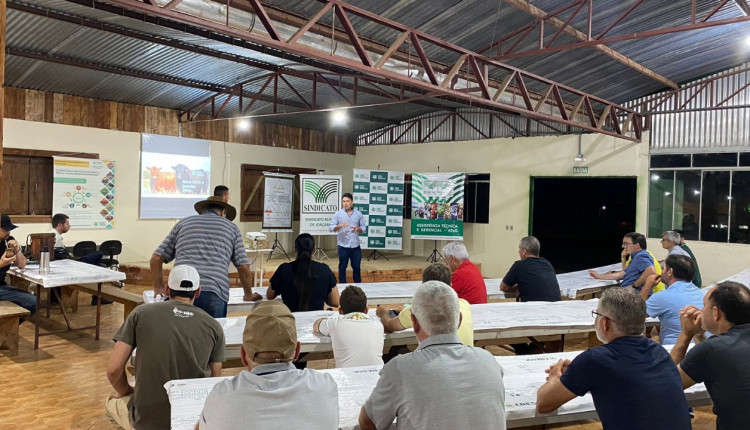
[337,246,362,283]
[78,251,103,266]
[0,284,37,320]
[193,290,228,318]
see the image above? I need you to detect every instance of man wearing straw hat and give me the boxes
[198,301,338,429]
[151,196,261,317]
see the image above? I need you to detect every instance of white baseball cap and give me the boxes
[168,265,201,291]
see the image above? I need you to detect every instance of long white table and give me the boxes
[8,259,126,349]
[144,261,622,314]
[715,269,750,286]
[219,299,632,359]
[166,348,710,430]
[557,263,621,299]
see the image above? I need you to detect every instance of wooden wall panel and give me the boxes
[5,87,25,120]
[2,87,356,155]
[25,90,45,122]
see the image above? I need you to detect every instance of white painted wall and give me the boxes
[356,133,650,278]
[5,118,747,284]
[4,119,354,263]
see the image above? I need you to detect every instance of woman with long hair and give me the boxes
[267,233,339,312]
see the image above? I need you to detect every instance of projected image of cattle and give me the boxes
[172,164,208,195]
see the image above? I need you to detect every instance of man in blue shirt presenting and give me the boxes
[329,193,366,283]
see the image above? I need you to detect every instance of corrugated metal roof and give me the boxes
[7,0,750,138]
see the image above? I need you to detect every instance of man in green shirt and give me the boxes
[673,229,702,287]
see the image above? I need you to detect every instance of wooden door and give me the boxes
[1,155,29,215]
[28,157,53,215]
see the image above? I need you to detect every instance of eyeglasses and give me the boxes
[622,242,634,246]
[592,310,616,322]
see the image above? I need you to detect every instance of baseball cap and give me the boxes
[243,301,297,364]
[1,215,18,231]
[167,265,201,291]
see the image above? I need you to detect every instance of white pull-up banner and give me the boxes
[299,174,342,235]
[262,172,295,231]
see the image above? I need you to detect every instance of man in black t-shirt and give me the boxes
[500,236,561,302]
[671,281,750,430]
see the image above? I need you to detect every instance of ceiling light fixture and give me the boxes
[574,134,586,163]
[331,109,348,126]
[236,119,251,131]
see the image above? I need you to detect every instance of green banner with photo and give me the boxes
[410,172,465,240]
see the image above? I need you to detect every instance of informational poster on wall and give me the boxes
[410,172,465,240]
[52,156,116,229]
[139,134,211,219]
[299,174,341,235]
[262,172,295,231]
[353,169,404,250]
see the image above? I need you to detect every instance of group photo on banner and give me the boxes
[411,172,465,240]
[353,169,405,250]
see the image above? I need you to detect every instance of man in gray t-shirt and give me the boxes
[105,265,225,430]
[359,281,506,430]
[199,301,338,429]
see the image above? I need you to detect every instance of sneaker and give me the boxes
[91,296,113,305]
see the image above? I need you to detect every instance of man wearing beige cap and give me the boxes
[198,301,339,429]
[106,265,225,430]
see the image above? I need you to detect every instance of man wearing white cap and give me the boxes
[198,301,339,429]
[105,265,225,430]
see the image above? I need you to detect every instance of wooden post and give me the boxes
[0,0,5,172]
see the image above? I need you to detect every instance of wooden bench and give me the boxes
[62,284,144,319]
[0,301,31,355]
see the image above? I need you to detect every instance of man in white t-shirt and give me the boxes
[314,285,384,368]
[198,301,338,429]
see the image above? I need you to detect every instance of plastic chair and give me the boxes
[99,240,122,271]
[72,241,98,259]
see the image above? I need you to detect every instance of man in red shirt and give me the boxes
[443,242,487,304]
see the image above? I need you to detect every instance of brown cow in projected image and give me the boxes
[146,166,177,193]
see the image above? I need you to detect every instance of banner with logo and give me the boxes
[353,169,404,250]
[52,156,116,229]
[262,172,295,231]
[299,174,342,235]
[411,172,465,240]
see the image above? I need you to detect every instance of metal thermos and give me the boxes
[39,246,51,275]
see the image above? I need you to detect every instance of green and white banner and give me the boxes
[411,172,465,240]
[299,174,342,236]
[353,169,404,250]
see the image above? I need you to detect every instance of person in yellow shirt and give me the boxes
[376,263,474,346]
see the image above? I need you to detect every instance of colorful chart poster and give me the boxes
[353,169,404,250]
[52,156,116,229]
[299,174,342,235]
[262,172,294,231]
[410,172,465,240]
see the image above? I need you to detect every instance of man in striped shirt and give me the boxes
[151,196,261,317]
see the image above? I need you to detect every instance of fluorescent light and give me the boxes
[651,174,660,181]
[236,119,250,131]
[331,109,348,126]
[664,191,671,196]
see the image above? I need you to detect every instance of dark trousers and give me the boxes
[193,290,228,318]
[337,246,362,283]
